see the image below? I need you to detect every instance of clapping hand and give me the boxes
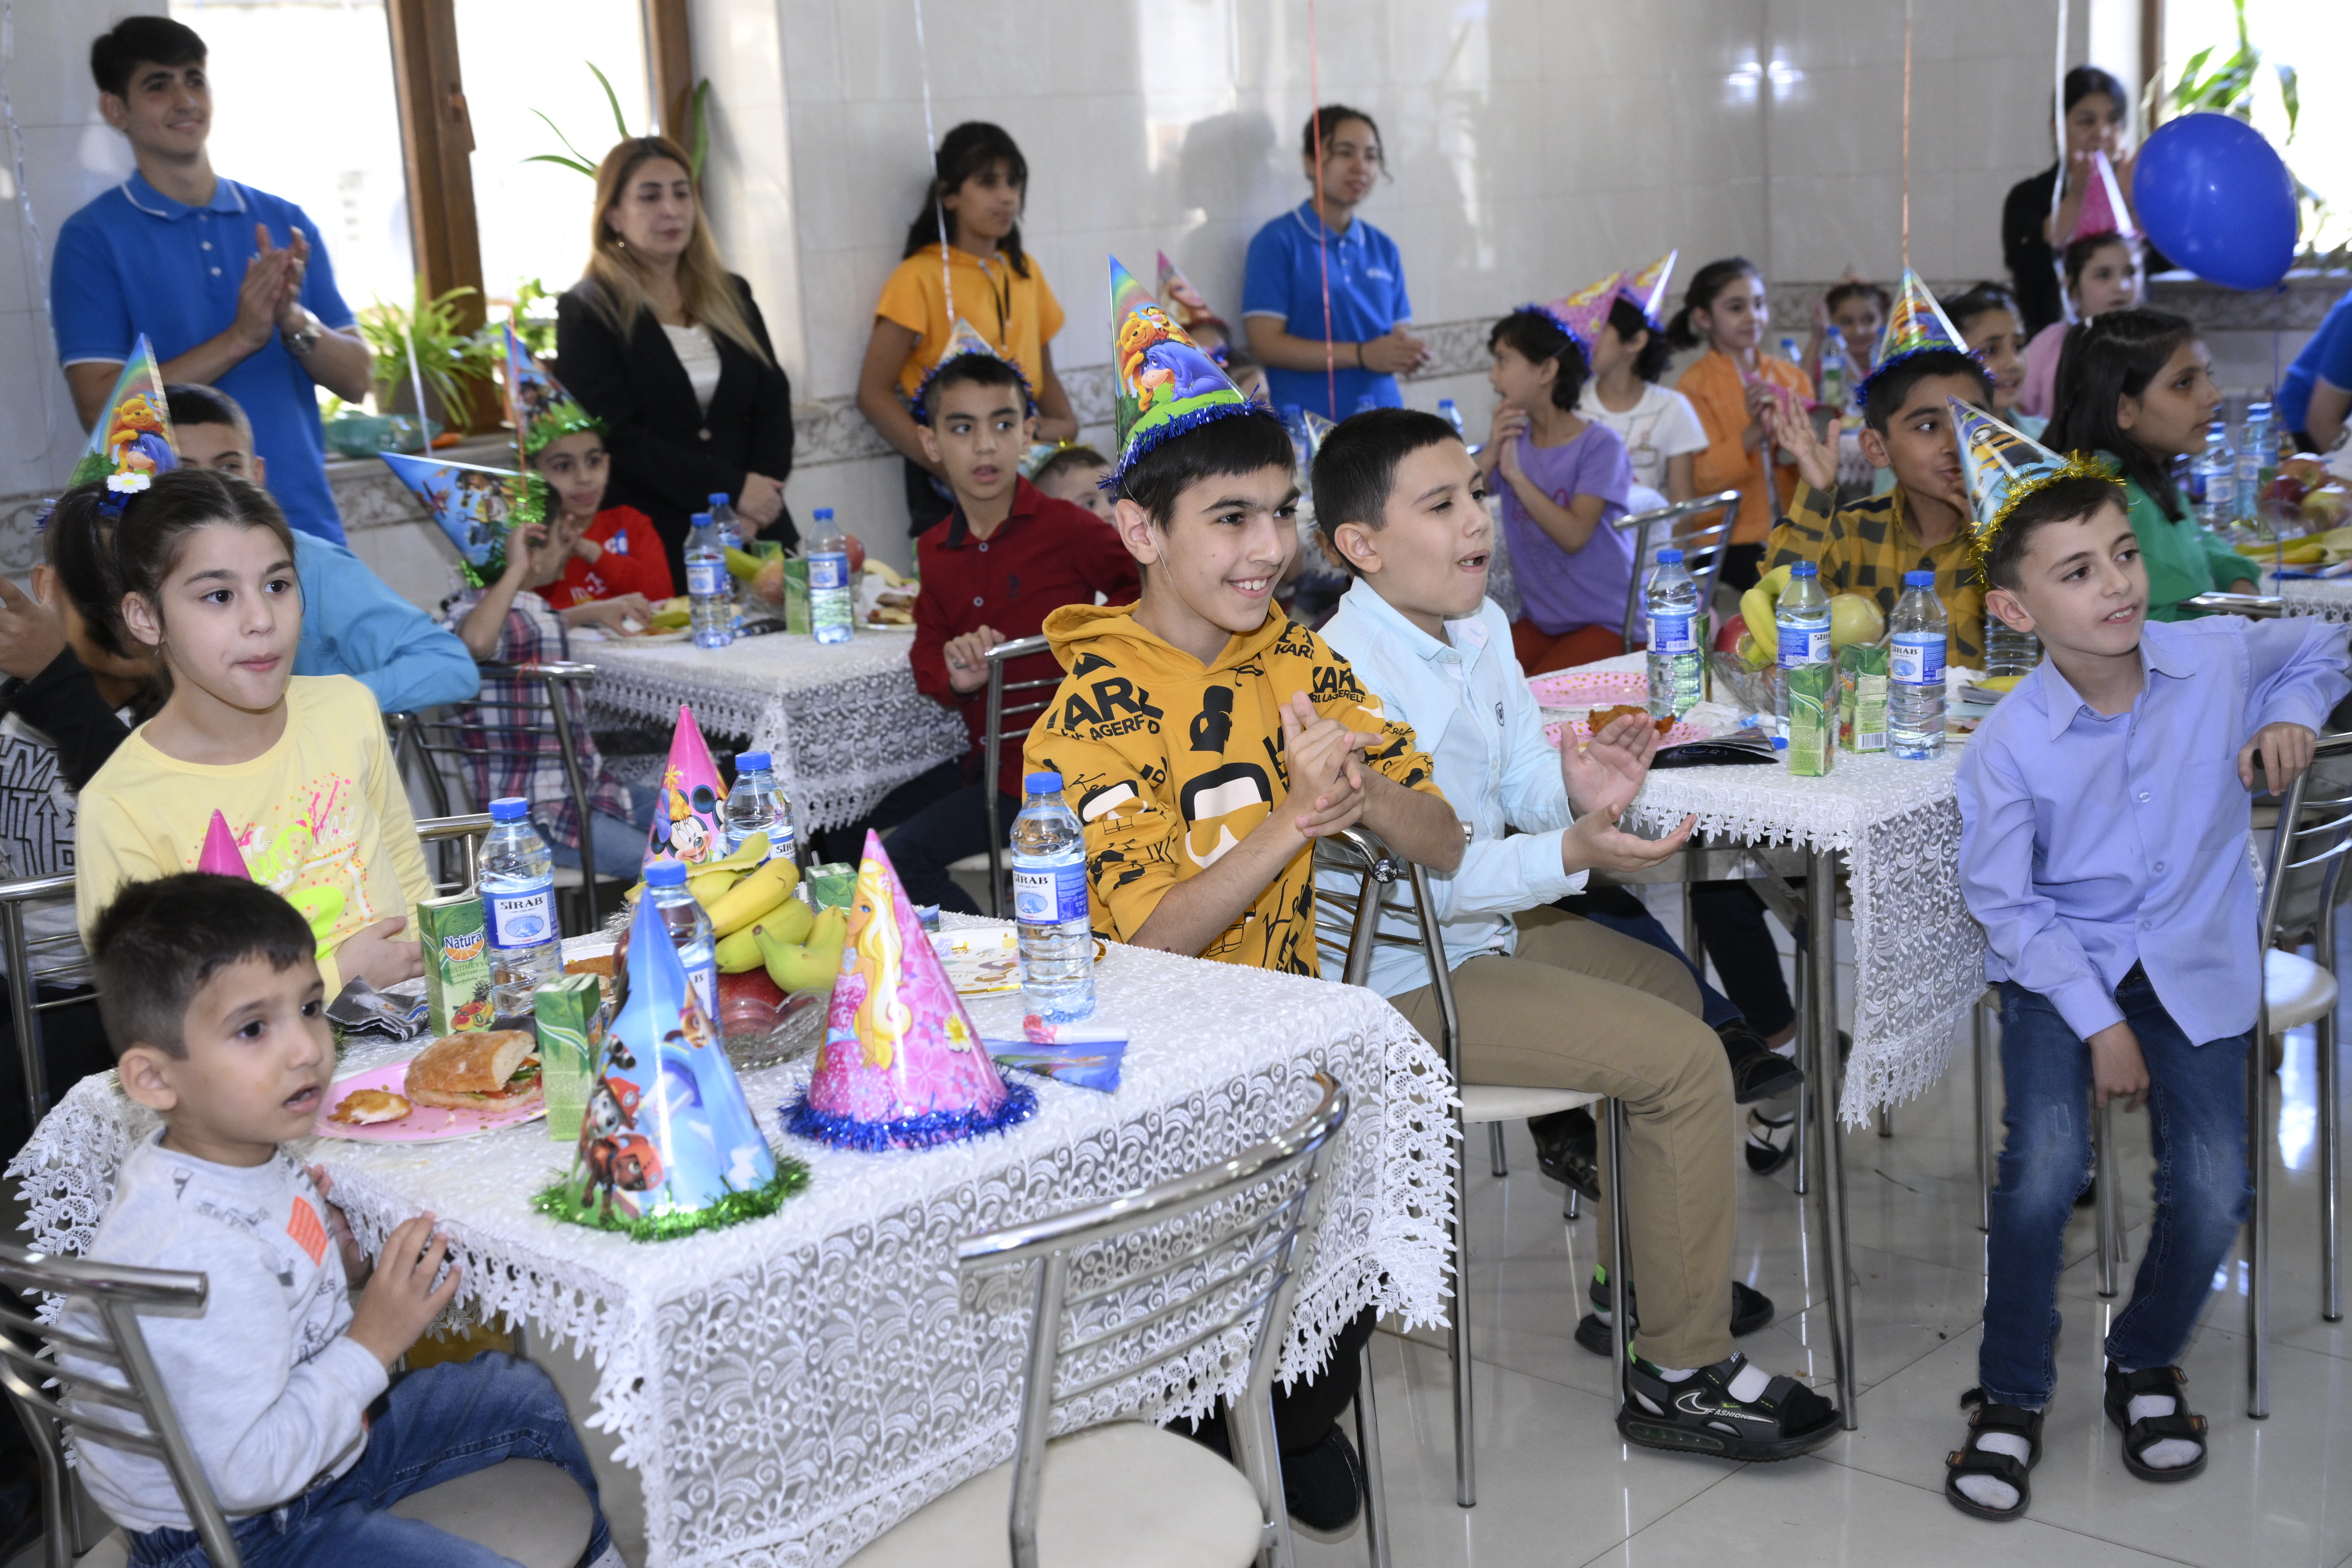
[1279,691,1375,839]
[1561,803,1697,877]
[1769,397,1840,493]
[268,226,312,337]
[1561,710,1661,818]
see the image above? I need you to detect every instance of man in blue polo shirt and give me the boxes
[52,17,373,544]
[1242,104,1427,421]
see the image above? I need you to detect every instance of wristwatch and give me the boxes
[283,310,323,358]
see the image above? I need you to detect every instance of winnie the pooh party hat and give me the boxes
[1108,254,1265,487]
[785,831,1036,1150]
[68,337,177,499]
[378,451,546,587]
[644,704,728,868]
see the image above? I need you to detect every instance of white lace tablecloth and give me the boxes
[2263,569,2352,622]
[9,922,1455,1568]
[579,629,970,832]
[1575,654,1988,1125]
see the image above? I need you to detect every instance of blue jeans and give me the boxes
[1979,970,2252,1408]
[126,1353,610,1568]
[546,790,658,883]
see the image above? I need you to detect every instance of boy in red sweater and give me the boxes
[530,427,675,609]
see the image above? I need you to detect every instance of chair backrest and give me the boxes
[957,1073,1349,1568]
[0,1242,240,1568]
[416,811,496,900]
[2259,734,2352,962]
[1,872,91,1128]
[1312,827,1464,1079]
[981,634,1058,918]
[1616,489,1743,650]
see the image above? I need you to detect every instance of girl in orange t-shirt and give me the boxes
[1668,257,1814,586]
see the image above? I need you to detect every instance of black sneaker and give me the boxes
[1281,1425,1365,1536]
[1574,1273,1775,1355]
[1720,1023,1805,1104]
[1529,1106,1599,1202]
[1618,1352,1841,1461]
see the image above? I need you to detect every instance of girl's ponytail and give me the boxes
[1663,304,1701,352]
[1666,256,1759,353]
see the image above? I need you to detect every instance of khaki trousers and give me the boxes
[1389,906,1737,1370]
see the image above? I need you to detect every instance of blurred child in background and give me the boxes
[1806,275,1888,419]
[1031,445,1116,522]
[528,424,675,608]
[1669,259,1813,589]
[1577,294,1706,510]
[2018,232,2140,420]
[1943,284,2041,437]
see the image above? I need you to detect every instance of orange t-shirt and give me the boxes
[1675,350,1816,545]
[875,246,1065,401]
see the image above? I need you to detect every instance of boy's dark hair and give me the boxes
[1861,349,1992,434]
[162,381,250,438]
[92,873,316,1059]
[1309,408,1461,575]
[1303,104,1382,164]
[2063,230,2133,289]
[1940,282,2020,336]
[1980,471,2131,594]
[903,122,1030,278]
[914,352,1028,426]
[1032,445,1109,489]
[91,17,205,100]
[1824,280,1890,320]
[2043,307,2198,521]
[1665,257,1760,352]
[1488,310,1591,411]
[1118,409,1295,528]
[1603,296,1673,383]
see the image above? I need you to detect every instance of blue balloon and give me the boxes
[2134,113,2298,291]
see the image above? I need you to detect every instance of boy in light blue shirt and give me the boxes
[1307,407,1839,1462]
[1951,459,2349,1520]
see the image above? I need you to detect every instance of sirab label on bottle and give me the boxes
[487,880,554,950]
[687,958,717,1021]
[685,559,722,596]
[1777,626,1831,667]
[1890,632,1946,686]
[808,553,849,591]
[1014,863,1091,926]
[1649,611,1696,654]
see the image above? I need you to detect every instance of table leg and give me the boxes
[1355,1337,1391,1568]
[1805,845,1858,1429]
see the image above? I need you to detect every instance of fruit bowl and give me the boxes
[1526,669,1647,707]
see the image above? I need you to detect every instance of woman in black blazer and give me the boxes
[557,136,795,586]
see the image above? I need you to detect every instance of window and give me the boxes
[2160,0,2351,255]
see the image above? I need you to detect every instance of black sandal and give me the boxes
[1944,1387,2044,1521]
[2104,1363,2208,1483]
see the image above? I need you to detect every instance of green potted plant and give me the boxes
[326,278,499,456]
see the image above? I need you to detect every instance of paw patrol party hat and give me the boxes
[785,831,1037,1151]
[536,881,803,1239]
[501,324,602,462]
[195,810,250,879]
[1534,271,1624,356]
[644,704,728,868]
[1857,268,1973,401]
[68,337,177,496]
[1109,254,1265,486]
[378,451,546,587]
[1948,395,2119,573]
[1619,251,1680,329]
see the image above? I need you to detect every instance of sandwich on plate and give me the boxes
[402,1030,543,1113]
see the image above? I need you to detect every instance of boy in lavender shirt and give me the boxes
[1949,469,2348,1520]
[1476,308,1635,675]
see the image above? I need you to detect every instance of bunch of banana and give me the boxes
[749,906,849,993]
[2237,537,2330,566]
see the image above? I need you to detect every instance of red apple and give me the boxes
[716,968,786,1037]
[844,532,867,573]
[1714,614,1748,654]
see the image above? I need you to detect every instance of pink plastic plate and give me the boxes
[1526,670,1648,707]
[313,1059,545,1144]
[1544,716,1709,750]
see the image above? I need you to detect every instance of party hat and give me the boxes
[645,704,726,868]
[1948,395,2120,573]
[2064,150,2139,246]
[67,337,177,496]
[1301,409,1338,460]
[910,316,1033,424]
[1109,253,1264,484]
[501,324,601,462]
[195,810,250,879]
[378,451,546,587]
[1532,272,1623,357]
[785,831,1038,1151]
[1156,251,1229,341]
[1619,251,1679,328]
[535,887,805,1238]
[1857,269,1974,400]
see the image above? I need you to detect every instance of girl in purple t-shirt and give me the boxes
[1478,309,1636,674]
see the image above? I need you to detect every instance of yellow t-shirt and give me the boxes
[75,675,434,994]
[875,246,1065,401]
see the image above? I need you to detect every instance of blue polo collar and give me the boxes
[1289,200,1364,250]
[120,170,248,221]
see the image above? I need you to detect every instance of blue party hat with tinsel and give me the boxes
[1856,268,1974,402]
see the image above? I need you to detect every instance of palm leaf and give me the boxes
[524,153,599,178]
[2276,63,2300,139]
[689,79,710,179]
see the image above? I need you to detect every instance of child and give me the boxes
[834,350,1136,911]
[2018,231,2140,419]
[530,425,675,607]
[1942,283,2041,436]
[1577,293,1708,508]
[1478,303,1636,674]
[1030,444,1116,522]
[1807,276,1889,419]
[1668,258,1814,587]
[164,384,480,716]
[71,469,431,993]
[857,122,1080,536]
[72,872,618,1565]
[447,520,654,883]
[2043,308,2256,620]
[1948,454,2348,1520]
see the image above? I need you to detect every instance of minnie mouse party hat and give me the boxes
[644,704,727,868]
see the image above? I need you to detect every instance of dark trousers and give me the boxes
[815,759,1018,916]
[1186,1306,1376,1457]
[1688,881,1798,1038]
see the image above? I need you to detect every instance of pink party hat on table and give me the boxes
[644,705,727,868]
[195,810,249,878]
[2064,149,2139,245]
[785,831,1036,1151]
[1618,251,1679,329]
[1535,272,1624,356]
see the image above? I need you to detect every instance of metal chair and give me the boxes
[962,634,1057,918]
[1615,490,1744,650]
[843,1075,1351,1568]
[398,661,606,930]
[2182,591,2285,618]
[1314,828,1628,1527]
[0,1243,594,1568]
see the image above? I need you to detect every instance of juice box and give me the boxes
[1839,643,1889,755]
[1786,660,1836,776]
[415,893,493,1035]
[783,558,811,634]
[806,861,858,910]
[533,974,605,1144]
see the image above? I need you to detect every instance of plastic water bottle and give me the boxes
[2190,420,2233,529]
[1888,570,1947,760]
[708,492,741,552]
[807,508,854,645]
[643,859,718,1022]
[1010,770,1095,1023]
[1773,561,1831,746]
[1438,398,1464,438]
[1819,327,1847,411]
[1779,335,1802,368]
[2235,403,2272,529]
[722,749,798,869]
[1644,548,1703,719]
[481,797,560,1015]
[1982,620,2042,679]
[685,511,733,649]
[1283,403,1311,474]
